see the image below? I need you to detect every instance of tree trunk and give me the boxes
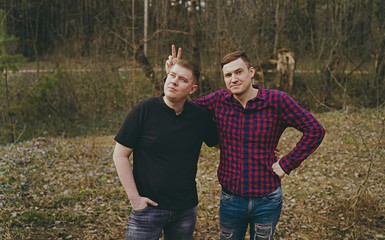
[273,0,280,53]
[134,44,160,92]
[190,0,201,68]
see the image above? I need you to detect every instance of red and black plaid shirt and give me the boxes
[192,85,325,197]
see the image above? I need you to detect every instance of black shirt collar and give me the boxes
[157,96,191,116]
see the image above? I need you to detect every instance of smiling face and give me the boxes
[222,58,255,97]
[164,63,198,103]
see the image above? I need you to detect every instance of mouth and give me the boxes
[167,87,177,92]
[230,84,241,89]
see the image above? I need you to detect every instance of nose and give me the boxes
[231,74,237,82]
[170,76,178,85]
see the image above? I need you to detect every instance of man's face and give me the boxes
[164,64,197,102]
[222,58,255,96]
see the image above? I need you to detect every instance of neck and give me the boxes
[234,87,258,108]
[163,96,186,115]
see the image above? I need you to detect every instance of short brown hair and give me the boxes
[221,51,251,69]
[174,59,200,83]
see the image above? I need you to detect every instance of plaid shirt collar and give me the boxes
[223,85,267,108]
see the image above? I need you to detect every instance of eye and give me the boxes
[236,70,242,74]
[180,78,188,83]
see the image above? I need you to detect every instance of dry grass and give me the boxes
[1,109,384,239]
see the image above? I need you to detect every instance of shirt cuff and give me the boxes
[279,156,296,175]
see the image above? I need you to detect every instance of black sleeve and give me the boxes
[114,104,143,149]
[203,112,219,147]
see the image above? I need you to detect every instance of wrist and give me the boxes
[127,191,140,201]
[278,160,290,175]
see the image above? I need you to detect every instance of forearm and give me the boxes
[280,94,326,174]
[113,143,158,210]
[113,155,140,200]
[113,143,140,201]
[191,91,220,112]
[280,123,325,174]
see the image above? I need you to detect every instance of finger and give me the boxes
[172,45,176,58]
[167,55,173,65]
[176,47,182,60]
[146,198,158,207]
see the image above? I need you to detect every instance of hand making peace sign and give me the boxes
[165,45,182,74]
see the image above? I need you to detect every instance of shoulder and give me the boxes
[133,97,160,110]
[125,97,161,120]
[217,89,231,98]
[136,96,160,106]
[260,87,286,97]
[187,102,214,120]
[259,87,287,101]
[187,101,210,114]
[204,89,231,99]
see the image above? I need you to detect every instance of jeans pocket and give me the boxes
[220,191,233,203]
[132,206,150,214]
[263,187,282,203]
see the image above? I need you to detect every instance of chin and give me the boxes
[165,94,178,100]
[165,95,177,101]
[232,90,247,97]
[229,88,241,94]
[165,91,176,97]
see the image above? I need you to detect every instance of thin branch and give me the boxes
[305,79,334,110]
[107,25,189,50]
[347,113,384,196]
[14,123,27,143]
[139,29,190,45]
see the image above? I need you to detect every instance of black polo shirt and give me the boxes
[115,96,218,210]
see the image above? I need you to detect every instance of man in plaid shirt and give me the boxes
[166,47,325,239]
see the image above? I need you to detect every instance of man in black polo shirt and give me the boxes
[113,59,218,240]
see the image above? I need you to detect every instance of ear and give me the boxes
[249,67,255,78]
[189,84,198,95]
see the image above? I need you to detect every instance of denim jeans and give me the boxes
[219,187,283,240]
[126,205,197,240]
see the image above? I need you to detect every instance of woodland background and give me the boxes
[0,0,384,143]
[0,1,384,239]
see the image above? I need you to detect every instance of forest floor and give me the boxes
[1,109,384,239]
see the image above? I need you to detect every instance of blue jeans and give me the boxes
[126,205,197,240]
[219,187,283,240]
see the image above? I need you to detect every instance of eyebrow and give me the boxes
[170,71,189,82]
[180,76,188,82]
[224,68,242,75]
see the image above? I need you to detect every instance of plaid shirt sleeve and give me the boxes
[191,90,221,112]
[278,93,325,174]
